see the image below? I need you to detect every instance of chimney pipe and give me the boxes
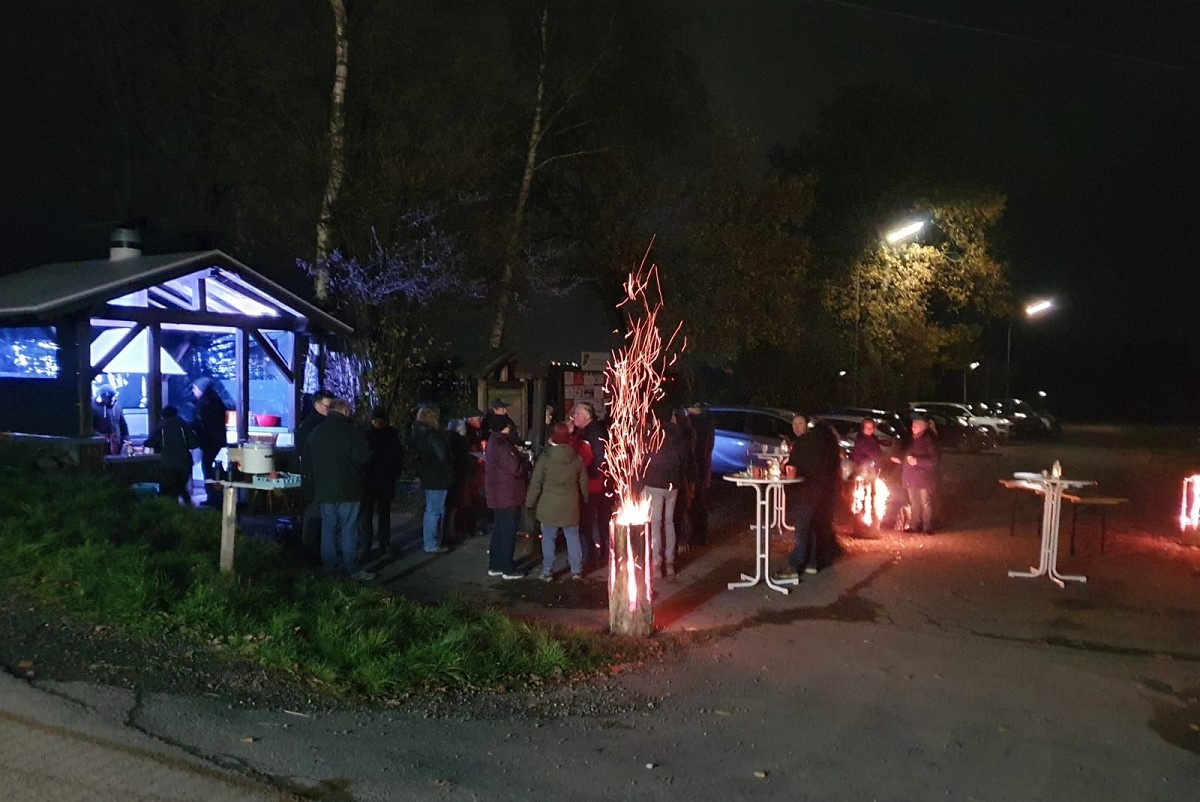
[109,226,142,260]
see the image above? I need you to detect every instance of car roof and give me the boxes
[705,405,797,419]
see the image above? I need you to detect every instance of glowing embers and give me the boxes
[852,472,890,527]
[1180,475,1200,531]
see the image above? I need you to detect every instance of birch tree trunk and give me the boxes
[314,0,349,302]
[488,6,548,348]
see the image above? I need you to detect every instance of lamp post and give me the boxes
[1005,298,1055,397]
[855,220,925,404]
[962,361,980,403]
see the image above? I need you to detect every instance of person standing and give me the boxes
[778,414,839,579]
[411,405,453,553]
[190,377,228,507]
[850,418,884,472]
[684,402,715,545]
[893,415,939,534]
[91,384,129,455]
[295,390,335,560]
[362,406,405,556]
[643,406,688,579]
[484,418,528,579]
[527,422,589,581]
[308,399,372,580]
[569,401,609,565]
[144,405,196,506]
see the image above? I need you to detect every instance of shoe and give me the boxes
[570,573,583,581]
[502,571,524,580]
[538,571,553,583]
[424,546,451,554]
[350,570,375,582]
[665,564,676,578]
[488,569,504,577]
[804,567,818,575]
[772,570,800,582]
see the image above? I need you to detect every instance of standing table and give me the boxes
[207,474,302,573]
[723,474,804,595]
[1006,471,1095,588]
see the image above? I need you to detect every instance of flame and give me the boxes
[601,240,684,611]
[851,473,890,526]
[1181,475,1200,531]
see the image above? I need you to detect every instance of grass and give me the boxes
[0,455,616,697]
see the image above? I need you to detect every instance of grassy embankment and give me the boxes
[0,457,614,696]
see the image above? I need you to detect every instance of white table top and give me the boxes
[723,474,804,486]
[1012,471,1096,488]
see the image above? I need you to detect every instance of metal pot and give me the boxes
[239,442,275,475]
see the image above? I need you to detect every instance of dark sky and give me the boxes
[682,0,1199,370]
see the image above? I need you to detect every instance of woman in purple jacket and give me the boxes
[484,418,528,579]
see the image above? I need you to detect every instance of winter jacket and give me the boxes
[307,411,371,503]
[786,425,840,504]
[642,422,688,490]
[526,442,588,527]
[484,432,528,509]
[900,432,939,490]
[191,379,228,453]
[577,418,607,494]
[850,432,883,468]
[687,410,715,487]
[145,415,197,472]
[411,420,454,490]
[364,423,405,493]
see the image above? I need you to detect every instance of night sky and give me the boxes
[3,1,1197,417]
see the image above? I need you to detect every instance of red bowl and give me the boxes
[255,414,282,427]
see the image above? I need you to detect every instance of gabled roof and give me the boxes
[0,250,351,335]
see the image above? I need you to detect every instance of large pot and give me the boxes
[239,442,275,475]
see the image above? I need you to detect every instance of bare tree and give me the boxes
[314,0,349,301]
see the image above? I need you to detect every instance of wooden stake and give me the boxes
[219,484,237,573]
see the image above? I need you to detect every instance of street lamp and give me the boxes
[963,361,980,403]
[853,219,926,404]
[1005,298,1055,397]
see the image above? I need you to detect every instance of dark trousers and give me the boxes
[789,492,837,571]
[581,490,611,562]
[906,487,934,532]
[200,445,222,505]
[489,507,520,573]
[362,484,395,552]
[689,483,710,545]
[159,467,192,505]
[788,500,815,571]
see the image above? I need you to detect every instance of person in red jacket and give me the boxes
[484,418,528,579]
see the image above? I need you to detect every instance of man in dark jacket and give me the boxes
[144,405,197,506]
[893,415,939,534]
[190,377,228,507]
[295,389,335,560]
[412,405,454,553]
[91,384,129,455]
[684,403,715,545]
[308,399,372,579]
[362,406,405,556]
[484,419,528,579]
[569,401,609,564]
[643,408,689,578]
[780,414,841,578]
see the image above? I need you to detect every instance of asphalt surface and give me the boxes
[4,426,1200,801]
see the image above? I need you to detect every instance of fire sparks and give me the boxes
[1180,475,1200,531]
[852,473,890,526]
[602,240,683,611]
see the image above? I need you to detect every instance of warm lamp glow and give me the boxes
[885,221,924,243]
[1024,299,1054,317]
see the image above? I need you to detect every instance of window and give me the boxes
[0,327,58,379]
[748,413,791,438]
[709,410,746,433]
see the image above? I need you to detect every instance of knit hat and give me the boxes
[370,406,388,422]
[465,408,485,420]
[548,422,571,445]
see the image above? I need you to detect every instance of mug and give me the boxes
[784,465,797,479]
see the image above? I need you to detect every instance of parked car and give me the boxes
[811,411,902,460]
[909,401,1011,438]
[706,405,797,475]
[919,410,997,453]
[987,398,1061,439]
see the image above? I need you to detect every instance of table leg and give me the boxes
[1046,486,1086,586]
[729,486,768,590]
[1009,490,1054,579]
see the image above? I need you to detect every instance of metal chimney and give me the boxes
[109,226,142,260]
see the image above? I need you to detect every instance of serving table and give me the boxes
[1005,471,1095,588]
[723,473,803,595]
[208,473,302,573]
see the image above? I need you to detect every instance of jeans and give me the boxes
[906,487,934,531]
[787,500,816,571]
[540,524,584,575]
[645,485,679,569]
[320,501,363,575]
[423,488,448,551]
[489,507,520,572]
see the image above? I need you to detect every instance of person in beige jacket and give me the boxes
[526,422,589,581]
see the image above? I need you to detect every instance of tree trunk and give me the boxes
[489,6,548,348]
[314,0,349,302]
[608,521,654,637]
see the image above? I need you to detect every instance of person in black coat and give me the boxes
[362,406,405,555]
[295,389,335,560]
[308,399,372,579]
[782,414,841,577]
[892,415,939,534]
[190,377,228,506]
[684,403,716,545]
[91,384,129,455]
[642,407,689,578]
[144,405,197,505]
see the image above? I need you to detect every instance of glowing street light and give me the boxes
[885,220,925,243]
[1006,297,1056,397]
[963,361,981,403]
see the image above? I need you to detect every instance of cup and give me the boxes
[784,465,797,479]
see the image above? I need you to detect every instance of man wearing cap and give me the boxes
[463,409,486,452]
[362,406,405,556]
[295,390,335,559]
[482,399,518,441]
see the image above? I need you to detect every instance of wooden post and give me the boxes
[219,483,237,573]
[608,520,653,637]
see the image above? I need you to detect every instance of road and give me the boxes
[3,425,1199,801]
